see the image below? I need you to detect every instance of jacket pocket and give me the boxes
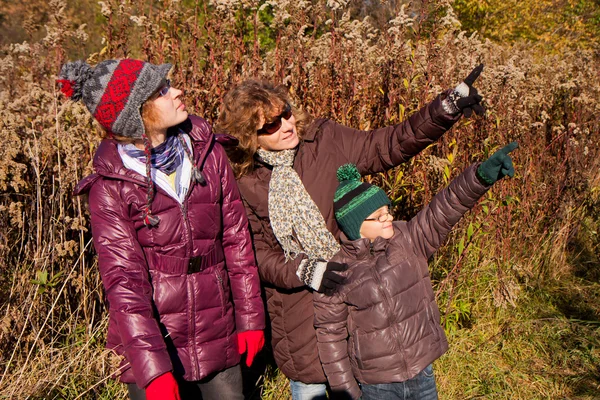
[351,333,365,370]
[215,270,226,318]
[425,301,440,342]
[421,363,435,378]
[150,270,187,316]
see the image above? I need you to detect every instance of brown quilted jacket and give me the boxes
[313,165,489,399]
[236,93,461,383]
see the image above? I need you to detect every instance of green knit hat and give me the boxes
[334,164,391,240]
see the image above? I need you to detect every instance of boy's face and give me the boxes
[359,205,394,242]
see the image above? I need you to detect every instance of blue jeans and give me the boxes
[289,380,327,400]
[361,364,438,400]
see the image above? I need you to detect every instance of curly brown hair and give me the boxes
[215,80,313,178]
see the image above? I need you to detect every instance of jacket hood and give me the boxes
[73,139,146,196]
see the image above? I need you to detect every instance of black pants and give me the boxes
[128,365,244,400]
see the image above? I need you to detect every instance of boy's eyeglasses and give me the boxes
[158,79,171,97]
[257,103,293,134]
[364,213,392,223]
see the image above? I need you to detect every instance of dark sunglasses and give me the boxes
[257,103,293,134]
[158,79,171,97]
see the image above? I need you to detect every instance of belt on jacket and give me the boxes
[188,257,206,274]
[187,243,224,274]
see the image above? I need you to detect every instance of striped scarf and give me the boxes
[123,133,184,175]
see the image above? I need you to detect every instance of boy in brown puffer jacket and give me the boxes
[314,143,518,400]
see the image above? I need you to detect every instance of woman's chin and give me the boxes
[281,135,300,150]
[175,111,189,124]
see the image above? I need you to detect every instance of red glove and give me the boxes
[237,330,265,367]
[145,372,181,400]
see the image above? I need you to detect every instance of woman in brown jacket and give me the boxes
[315,145,517,400]
[215,68,484,399]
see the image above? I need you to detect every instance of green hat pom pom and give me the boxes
[337,164,361,182]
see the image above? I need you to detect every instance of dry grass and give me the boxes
[0,0,599,398]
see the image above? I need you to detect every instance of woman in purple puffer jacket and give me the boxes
[60,59,265,400]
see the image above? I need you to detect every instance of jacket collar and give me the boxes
[181,115,224,173]
[92,138,147,185]
[301,118,328,142]
[339,232,389,259]
[74,115,227,195]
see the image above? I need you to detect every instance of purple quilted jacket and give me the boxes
[74,116,265,389]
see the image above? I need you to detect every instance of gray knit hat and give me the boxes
[58,59,171,139]
[58,58,176,228]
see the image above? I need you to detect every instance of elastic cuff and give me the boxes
[296,259,327,291]
[442,91,461,114]
[476,166,495,186]
[311,261,327,291]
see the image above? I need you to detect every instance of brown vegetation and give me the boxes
[0,0,599,398]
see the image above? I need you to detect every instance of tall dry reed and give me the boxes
[0,0,599,398]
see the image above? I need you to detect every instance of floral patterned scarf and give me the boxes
[256,148,340,262]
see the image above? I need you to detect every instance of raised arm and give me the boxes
[89,180,172,389]
[404,164,489,259]
[331,66,485,175]
[330,93,459,175]
[217,143,266,332]
[314,292,361,400]
[406,142,518,259]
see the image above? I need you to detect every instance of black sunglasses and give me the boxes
[258,103,293,134]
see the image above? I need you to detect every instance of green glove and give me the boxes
[477,142,518,185]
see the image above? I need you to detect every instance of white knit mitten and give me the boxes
[296,258,329,291]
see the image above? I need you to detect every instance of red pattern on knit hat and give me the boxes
[56,79,75,98]
[93,59,145,133]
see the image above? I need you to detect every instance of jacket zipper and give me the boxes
[181,141,206,380]
[180,200,199,379]
[370,252,410,376]
[180,202,193,258]
[215,272,226,317]
[186,274,199,380]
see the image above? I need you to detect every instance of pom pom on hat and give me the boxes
[57,60,93,101]
[337,163,361,182]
